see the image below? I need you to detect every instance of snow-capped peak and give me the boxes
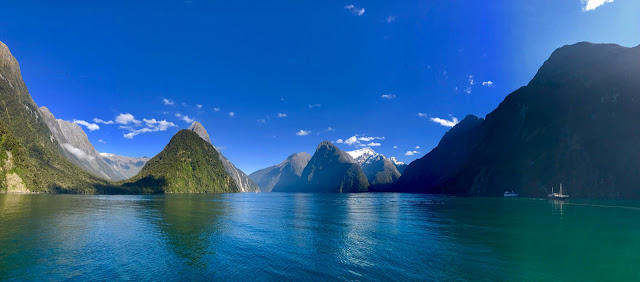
[347,147,379,165]
[389,157,405,165]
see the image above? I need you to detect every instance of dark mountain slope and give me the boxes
[396,42,640,198]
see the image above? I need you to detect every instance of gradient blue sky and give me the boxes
[1,0,638,173]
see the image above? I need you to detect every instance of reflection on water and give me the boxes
[2,193,640,280]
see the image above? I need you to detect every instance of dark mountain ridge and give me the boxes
[396,42,640,198]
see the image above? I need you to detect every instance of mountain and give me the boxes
[187,122,260,192]
[347,147,378,165]
[361,154,401,185]
[99,153,150,179]
[248,152,311,192]
[395,42,640,199]
[272,141,369,193]
[123,130,238,194]
[346,147,402,185]
[389,157,407,173]
[38,106,134,180]
[0,40,112,193]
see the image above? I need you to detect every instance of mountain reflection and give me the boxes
[147,194,229,268]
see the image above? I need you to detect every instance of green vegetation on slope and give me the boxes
[122,130,238,194]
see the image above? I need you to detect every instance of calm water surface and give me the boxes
[1,193,640,280]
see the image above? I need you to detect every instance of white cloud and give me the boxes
[405,150,420,156]
[196,104,203,109]
[257,119,266,124]
[93,118,114,125]
[393,145,398,149]
[468,75,474,85]
[115,113,140,125]
[277,113,287,118]
[73,120,100,131]
[464,87,472,94]
[482,81,494,87]
[417,113,428,118]
[344,136,358,145]
[122,119,177,139]
[296,130,311,136]
[357,136,385,142]
[381,94,396,99]
[229,112,235,117]
[582,0,614,11]
[386,16,396,23]
[308,104,321,109]
[327,127,335,132]
[336,138,344,143]
[98,139,106,143]
[180,115,195,123]
[363,142,381,147]
[415,146,420,149]
[62,143,94,161]
[163,98,175,105]
[213,107,221,112]
[344,4,365,16]
[429,116,459,127]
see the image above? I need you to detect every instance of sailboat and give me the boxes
[547,183,569,199]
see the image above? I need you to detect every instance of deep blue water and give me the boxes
[2,193,640,280]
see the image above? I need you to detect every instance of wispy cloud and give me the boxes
[327,127,335,132]
[429,116,459,127]
[344,4,365,16]
[93,118,115,125]
[181,115,195,123]
[582,0,614,11]
[336,135,384,147]
[257,119,266,124]
[196,104,203,109]
[386,16,396,23]
[229,112,235,117]
[482,81,494,87]
[73,119,100,131]
[98,139,106,144]
[393,145,398,149]
[122,118,177,139]
[277,113,287,118]
[213,107,221,112]
[308,104,322,109]
[415,146,420,149]
[405,150,420,156]
[62,143,94,160]
[381,94,396,99]
[417,113,428,118]
[296,130,311,136]
[163,98,175,105]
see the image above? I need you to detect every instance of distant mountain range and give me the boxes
[249,152,311,192]
[3,39,640,198]
[38,106,148,180]
[272,141,369,193]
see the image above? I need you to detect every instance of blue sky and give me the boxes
[0,0,638,173]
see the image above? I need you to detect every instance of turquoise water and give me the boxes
[1,193,640,280]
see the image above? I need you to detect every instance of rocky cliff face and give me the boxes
[361,154,401,185]
[0,40,109,193]
[38,106,131,180]
[273,141,369,193]
[188,122,260,192]
[249,152,311,192]
[396,42,640,199]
